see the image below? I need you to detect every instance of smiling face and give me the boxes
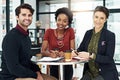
[93,11,107,32]
[56,13,69,30]
[16,8,33,31]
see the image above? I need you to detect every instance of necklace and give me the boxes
[55,29,65,48]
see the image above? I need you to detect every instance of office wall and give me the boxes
[12,0,21,28]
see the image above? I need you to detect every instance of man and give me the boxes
[0,3,57,80]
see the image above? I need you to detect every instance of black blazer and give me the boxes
[77,28,119,80]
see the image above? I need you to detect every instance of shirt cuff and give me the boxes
[93,53,96,60]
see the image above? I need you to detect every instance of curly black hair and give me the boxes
[55,7,73,25]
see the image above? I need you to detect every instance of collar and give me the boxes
[15,24,29,36]
[93,28,102,35]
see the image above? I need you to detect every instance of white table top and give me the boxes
[36,58,86,66]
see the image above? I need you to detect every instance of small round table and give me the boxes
[36,58,86,80]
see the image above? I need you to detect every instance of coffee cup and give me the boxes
[64,50,72,61]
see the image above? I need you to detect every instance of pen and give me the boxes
[71,48,79,55]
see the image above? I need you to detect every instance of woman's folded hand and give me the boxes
[78,52,90,60]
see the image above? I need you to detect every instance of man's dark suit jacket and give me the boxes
[77,28,119,80]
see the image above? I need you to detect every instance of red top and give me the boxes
[43,28,75,51]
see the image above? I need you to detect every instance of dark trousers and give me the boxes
[50,65,73,80]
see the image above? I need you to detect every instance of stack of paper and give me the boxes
[37,57,63,62]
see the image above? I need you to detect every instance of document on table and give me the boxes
[72,56,85,60]
[37,57,63,62]
[72,57,88,63]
